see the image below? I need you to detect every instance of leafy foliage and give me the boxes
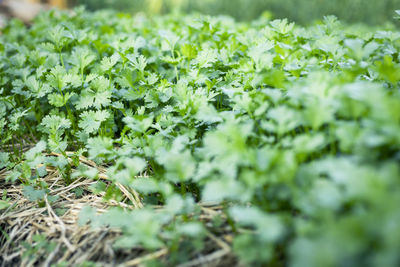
[1,8,400,266]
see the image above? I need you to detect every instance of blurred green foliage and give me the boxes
[72,0,400,25]
[2,6,400,265]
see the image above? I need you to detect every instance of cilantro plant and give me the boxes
[1,7,400,266]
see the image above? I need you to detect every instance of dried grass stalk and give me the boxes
[0,152,235,266]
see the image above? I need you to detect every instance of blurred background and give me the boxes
[74,0,400,25]
[1,0,399,25]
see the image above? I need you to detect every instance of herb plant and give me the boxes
[1,7,400,266]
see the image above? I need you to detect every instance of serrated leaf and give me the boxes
[79,110,110,134]
[100,53,120,73]
[22,186,46,202]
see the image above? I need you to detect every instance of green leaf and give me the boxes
[127,54,147,73]
[70,47,96,72]
[22,186,46,202]
[0,152,10,169]
[79,110,110,134]
[123,115,153,133]
[78,206,97,226]
[181,44,197,60]
[100,53,120,73]
[132,178,159,194]
[124,157,146,176]
[40,115,71,134]
[194,48,218,68]
[0,200,11,210]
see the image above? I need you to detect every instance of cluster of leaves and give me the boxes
[1,8,400,266]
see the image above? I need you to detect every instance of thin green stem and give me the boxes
[181,182,186,196]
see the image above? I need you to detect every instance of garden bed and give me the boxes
[1,7,400,267]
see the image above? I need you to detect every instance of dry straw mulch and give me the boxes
[0,152,236,267]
